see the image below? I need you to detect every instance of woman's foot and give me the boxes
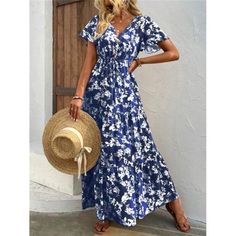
[165,197,191,233]
[94,219,111,234]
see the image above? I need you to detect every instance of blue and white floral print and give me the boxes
[79,14,179,227]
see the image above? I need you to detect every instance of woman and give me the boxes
[69,0,191,234]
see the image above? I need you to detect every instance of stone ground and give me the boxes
[30,208,206,236]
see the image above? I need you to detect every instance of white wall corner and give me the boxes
[30,0,81,197]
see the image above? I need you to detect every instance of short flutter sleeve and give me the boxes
[139,15,170,54]
[79,15,99,44]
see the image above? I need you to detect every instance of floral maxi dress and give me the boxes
[79,14,179,227]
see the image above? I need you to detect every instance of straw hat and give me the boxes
[42,106,101,179]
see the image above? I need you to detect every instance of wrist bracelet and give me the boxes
[72,96,84,101]
[134,57,142,67]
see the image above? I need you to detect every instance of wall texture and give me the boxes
[136,0,206,222]
[30,0,82,195]
[30,0,53,150]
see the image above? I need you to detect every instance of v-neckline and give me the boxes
[109,15,139,38]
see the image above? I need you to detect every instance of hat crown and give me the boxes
[51,127,83,160]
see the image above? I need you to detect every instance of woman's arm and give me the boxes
[139,39,180,64]
[74,41,97,97]
[69,41,97,121]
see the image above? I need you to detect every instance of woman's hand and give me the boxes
[69,99,83,121]
[128,60,139,73]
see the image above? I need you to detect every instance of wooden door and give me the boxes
[53,0,98,114]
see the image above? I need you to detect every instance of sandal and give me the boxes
[94,219,111,234]
[165,202,191,233]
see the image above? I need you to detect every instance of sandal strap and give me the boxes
[97,219,110,224]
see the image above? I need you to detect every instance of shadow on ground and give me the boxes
[30,208,206,236]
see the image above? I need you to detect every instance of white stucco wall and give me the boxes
[30,0,81,195]
[30,0,205,222]
[136,0,206,222]
[30,0,53,149]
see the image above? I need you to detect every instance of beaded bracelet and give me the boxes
[72,96,84,101]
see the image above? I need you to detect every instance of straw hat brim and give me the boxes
[42,106,101,175]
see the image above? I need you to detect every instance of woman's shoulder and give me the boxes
[138,14,164,31]
[138,14,148,18]
[93,14,99,20]
[83,14,99,28]
[90,14,152,25]
[136,14,155,27]
[90,14,149,23]
[86,14,99,24]
[139,14,156,23]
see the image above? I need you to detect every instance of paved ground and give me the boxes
[30,208,206,236]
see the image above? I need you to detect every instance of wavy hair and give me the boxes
[93,0,142,38]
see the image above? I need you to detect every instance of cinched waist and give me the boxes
[97,56,131,65]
